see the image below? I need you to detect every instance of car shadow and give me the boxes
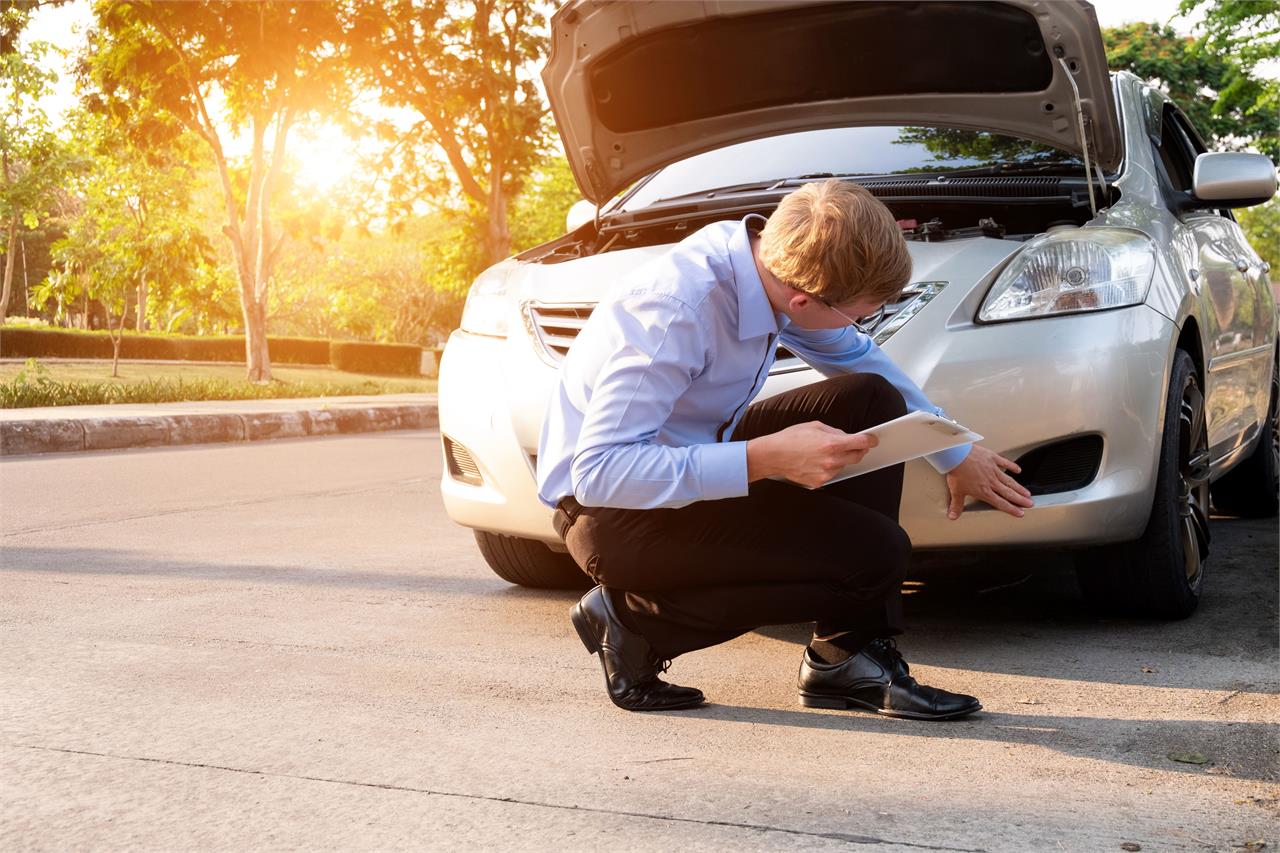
[750,513,1278,692]
[650,702,1278,783]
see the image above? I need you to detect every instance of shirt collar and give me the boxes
[727,213,787,341]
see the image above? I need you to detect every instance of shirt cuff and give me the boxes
[926,442,973,475]
[698,440,750,500]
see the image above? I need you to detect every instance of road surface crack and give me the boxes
[17,743,987,851]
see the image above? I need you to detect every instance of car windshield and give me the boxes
[616,125,1084,211]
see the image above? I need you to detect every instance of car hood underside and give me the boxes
[542,0,1122,203]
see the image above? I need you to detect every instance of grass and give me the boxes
[0,359,437,409]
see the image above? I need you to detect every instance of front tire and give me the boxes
[474,530,592,590]
[1075,350,1211,619]
[1209,348,1279,518]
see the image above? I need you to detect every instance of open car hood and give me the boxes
[542,0,1121,204]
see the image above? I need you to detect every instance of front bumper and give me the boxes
[438,304,1177,553]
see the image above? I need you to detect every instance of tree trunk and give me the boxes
[108,311,123,378]
[487,177,510,263]
[20,237,28,318]
[136,278,148,331]
[0,214,16,324]
[244,295,271,383]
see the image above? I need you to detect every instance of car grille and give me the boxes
[1011,435,1103,495]
[523,302,595,364]
[523,281,944,366]
[443,436,483,486]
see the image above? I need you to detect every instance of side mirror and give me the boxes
[1189,152,1277,209]
[565,198,597,232]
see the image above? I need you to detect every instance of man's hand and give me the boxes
[746,421,878,488]
[944,445,1034,519]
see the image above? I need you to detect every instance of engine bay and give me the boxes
[518,176,1110,265]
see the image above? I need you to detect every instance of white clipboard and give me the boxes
[776,409,983,489]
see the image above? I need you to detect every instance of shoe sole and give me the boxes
[798,691,982,720]
[571,602,706,712]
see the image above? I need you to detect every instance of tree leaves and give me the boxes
[1104,20,1278,162]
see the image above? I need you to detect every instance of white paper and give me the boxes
[774,409,983,489]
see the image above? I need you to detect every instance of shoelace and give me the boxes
[865,635,906,666]
[635,654,673,687]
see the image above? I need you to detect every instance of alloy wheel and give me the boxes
[1176,376,1212,587]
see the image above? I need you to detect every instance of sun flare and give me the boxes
[288,124,361,193]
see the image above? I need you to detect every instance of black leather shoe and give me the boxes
[798,638,981,720]
[570,586,705,712]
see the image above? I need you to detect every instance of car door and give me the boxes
[1155,103,1268,459]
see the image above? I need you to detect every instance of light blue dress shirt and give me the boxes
[535,214,973,511]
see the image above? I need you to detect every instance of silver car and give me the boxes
[438,0,1278,618]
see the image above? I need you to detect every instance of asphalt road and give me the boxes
[1,432,1276,851]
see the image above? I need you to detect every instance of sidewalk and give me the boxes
[0,393,438,457]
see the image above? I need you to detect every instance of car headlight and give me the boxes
[978,229,1156,323]
[459,266,513,338]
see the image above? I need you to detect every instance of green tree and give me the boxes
[83,0,348,381]
[43,113,210,372]
[1177,0,1279,161]
[509,153,580,253]
[1104,21,1277,161]
[1,2,77,322]
[1238,197,1280,272]
[349,0,550,267]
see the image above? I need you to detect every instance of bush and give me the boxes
[329,340,423,376]
[0,360,415,408]
[0,327,332,365]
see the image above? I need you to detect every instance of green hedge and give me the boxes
[0,327,331,365]
[0,327,422,375]
[330,340,422,376]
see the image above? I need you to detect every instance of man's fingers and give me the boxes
[997,455,1022,474]
[997,481,1035,508]
[843,432,878,450]
[831,447,870,467]
[983,487,1026,517]
[824,435,876,460]
[998,471,1033,499]
[947,489,964,520]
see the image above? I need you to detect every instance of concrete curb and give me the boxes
[0,402,438,457]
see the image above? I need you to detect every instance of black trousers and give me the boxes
[559,372,911,661]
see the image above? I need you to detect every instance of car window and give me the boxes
[1152,104,1196,194]
[1170,107,1209,156]
[618,125,1084,211]
[1155,103,1238,217]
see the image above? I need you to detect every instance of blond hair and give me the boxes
[758,180,911,305]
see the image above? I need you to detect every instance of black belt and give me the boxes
[553,495,584,541]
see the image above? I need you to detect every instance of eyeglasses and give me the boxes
[811,294,886,333]
[783,282,886,332]
[770,267,888,332]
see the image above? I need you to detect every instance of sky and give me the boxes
[19,0,1262,191]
